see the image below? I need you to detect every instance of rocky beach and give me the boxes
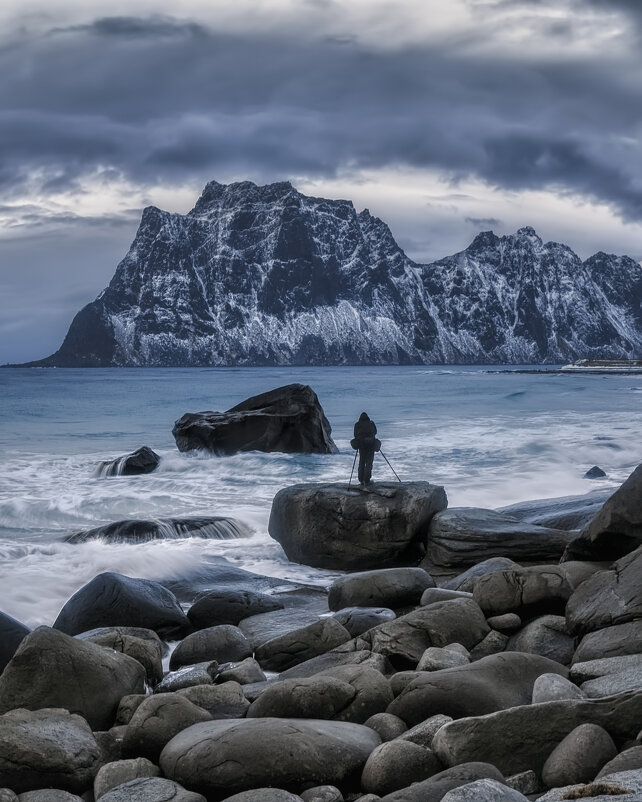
[1,381,642,802]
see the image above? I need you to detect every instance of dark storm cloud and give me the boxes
[1,7,641,219]
[465,216,502,227]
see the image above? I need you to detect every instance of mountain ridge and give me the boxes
[13,180,642,367]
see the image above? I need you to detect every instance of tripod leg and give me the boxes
[348,450,358,488]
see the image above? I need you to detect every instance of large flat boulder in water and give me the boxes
[423,508,574,570]
[172,384,337,455]
[159,717,381,797]
[65,516,251,544]
[563,463,642,562]
[269,482,447,571]
[498,490,612,531]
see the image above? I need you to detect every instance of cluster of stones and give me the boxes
[1,460,641,801]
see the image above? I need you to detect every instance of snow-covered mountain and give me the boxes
[28,180,642,366]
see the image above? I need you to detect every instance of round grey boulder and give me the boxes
[440,778,529,801]
[217,657,266,685]
[487,614,522,633]
[300,786,342,802]
[417,646,469,672]
[376,762,505,802]
[0,708,101,794]
[254,618,351,673]
[175,681,249,718]
[361,740,442,795]
[99,777,205,801]
[541,723,618,788]
[507,615,574,665]
[247,677,356,720]
[0,790,16,802]
[169,625,252,670]
[328,568,435,612]
[76,626,164,685]
[0,627,145,731]
[187,589,284,629]
[154,662,218,693]
[122,693,212,761]
[223,791,303,802]
[333,607,396,637]
[364,713,407,742]
[317,665,394,724]
[17,793,83,801]
[159,717,381,797]
[94,758,160,799]
[532,673,585,704]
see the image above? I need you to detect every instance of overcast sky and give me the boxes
[1,0,642,363]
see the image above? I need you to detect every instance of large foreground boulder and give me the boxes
[269,482,448,570]
[566,545,642,636]
[159,718,381,797]
[0,708,101,794]
[563,463,642,561]
[388,652,567,725]
[0,627,145,730]
[53,572,190,638]
[423,508,573,569]
[172,384,337,455]
[432,689,642,776]
[96,446,160,477]
[66,517,251,544]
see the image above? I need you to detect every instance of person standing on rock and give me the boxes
[352,412,379,486]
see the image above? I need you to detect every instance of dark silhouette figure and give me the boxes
[353,412,378,486]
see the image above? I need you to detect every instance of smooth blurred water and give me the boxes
[0,366,640,627]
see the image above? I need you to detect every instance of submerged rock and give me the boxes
[96,446,160,477]
[65,516,251,544]
[269,482,447,571]
[172,384,337,455]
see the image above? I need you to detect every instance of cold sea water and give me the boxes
[0,365,640,629]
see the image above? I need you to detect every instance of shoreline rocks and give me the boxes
[3,471,642,800]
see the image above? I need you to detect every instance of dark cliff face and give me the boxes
[27,181,642,367]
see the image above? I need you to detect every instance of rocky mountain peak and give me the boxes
[21,179,642,368]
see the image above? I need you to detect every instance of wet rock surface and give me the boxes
[269,482,447,570]
[173,384,338,455]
